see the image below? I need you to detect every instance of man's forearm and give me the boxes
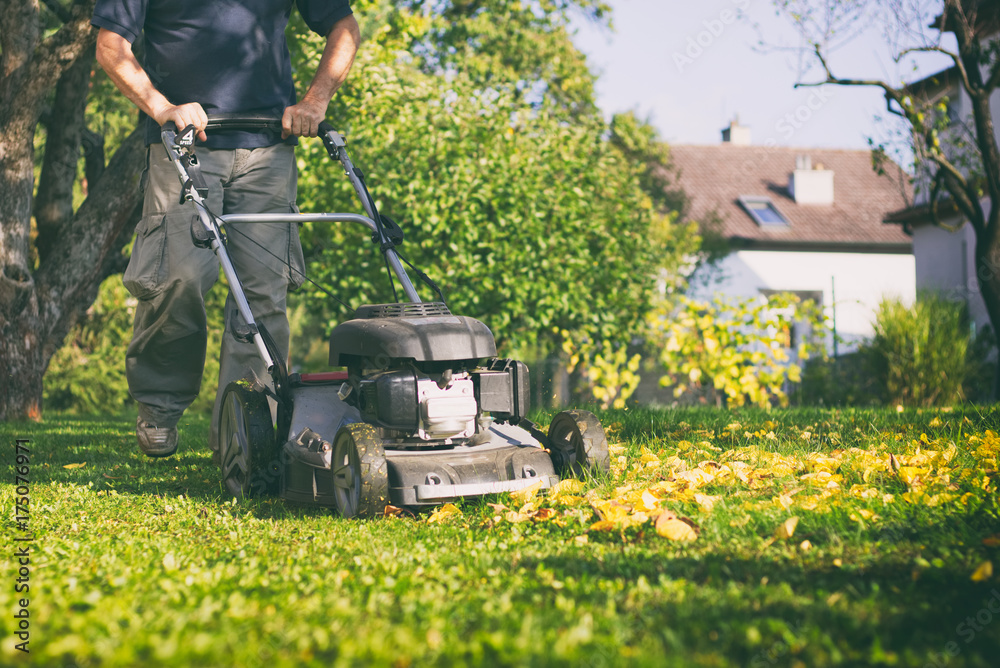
[282,14,361,138]
[302,15,361,107]
[95,28,171,122]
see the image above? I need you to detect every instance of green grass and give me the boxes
[2,406,1000,667]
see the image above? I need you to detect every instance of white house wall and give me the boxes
[912,219,990,332]
[689,250,916,352]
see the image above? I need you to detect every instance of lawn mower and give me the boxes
[161,115,610,517]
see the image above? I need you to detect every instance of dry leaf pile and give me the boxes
[422,420,999,574]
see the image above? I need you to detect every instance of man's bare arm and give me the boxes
[95,28,208,141]
[282,14,361,139]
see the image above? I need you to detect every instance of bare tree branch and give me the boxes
[897,45,976,94]
[794,45,907,106]
[41,0,72,24]
[27,4,97,108]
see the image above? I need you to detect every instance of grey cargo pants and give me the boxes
[124,142,304,449]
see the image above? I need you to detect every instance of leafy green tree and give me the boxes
[773,0,1000,397]
[290,1,697,374]
[41,0,697,412]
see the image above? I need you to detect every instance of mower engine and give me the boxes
[330,302,530,443]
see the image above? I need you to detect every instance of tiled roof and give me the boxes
[668,143,913,251]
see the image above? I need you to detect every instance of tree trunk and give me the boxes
[975,234,1000,400]
[36,45,97,262]
[0,126,144,421]
[0,0,146,420]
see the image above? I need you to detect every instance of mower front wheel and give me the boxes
[332,423,389,518]
[548,409,610,478]
[219,382,280,498]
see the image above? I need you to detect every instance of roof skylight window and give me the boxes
[739,196,790,227]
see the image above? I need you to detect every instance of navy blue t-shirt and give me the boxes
[92,0,353,148]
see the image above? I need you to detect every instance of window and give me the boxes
[739,196,790,227]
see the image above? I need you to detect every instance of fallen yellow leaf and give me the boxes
[590,499,630,523]
[589,520,618,532]
[655,513,697,542]
[63,462,86,469]
[505,510,531,523]
[775,516,799,540]
[427,503,462,523]
[675,468,714,487]
[550,479,584,496]
[639,490,661,512]
[639,451,660,465]
[897,466,929,487]
[509,481,543,506]
[971,561,993,582]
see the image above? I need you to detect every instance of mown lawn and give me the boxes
[2,406,1000,667]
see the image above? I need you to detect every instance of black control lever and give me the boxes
[163,122,210,202]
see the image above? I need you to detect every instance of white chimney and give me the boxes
[789,156,834,205]
[721,118,751,145]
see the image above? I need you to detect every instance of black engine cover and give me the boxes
[329,302,497,366]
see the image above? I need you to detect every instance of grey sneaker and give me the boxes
[136,417,178,457]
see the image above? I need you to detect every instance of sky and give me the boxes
[570,0,953,152]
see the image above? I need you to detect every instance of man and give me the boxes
[92,1,360,458]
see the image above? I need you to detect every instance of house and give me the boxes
[880,2,1000,336]
[671,120,916,353]
[882,63,993,334]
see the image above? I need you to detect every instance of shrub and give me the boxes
[797,352,881,406]
[862,294,989,406]
[647,293,828,408]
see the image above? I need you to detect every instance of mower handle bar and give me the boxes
[160,114,421,299]
[159,115,422,373]
[162,114,335,136]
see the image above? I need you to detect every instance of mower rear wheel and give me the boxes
[332,423,389,518]
[548,410,610,478]
[219,382,279,498]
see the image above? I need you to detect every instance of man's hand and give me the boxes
[154,102,208,142]
[282,14,360,139]
[281,97,327,139]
